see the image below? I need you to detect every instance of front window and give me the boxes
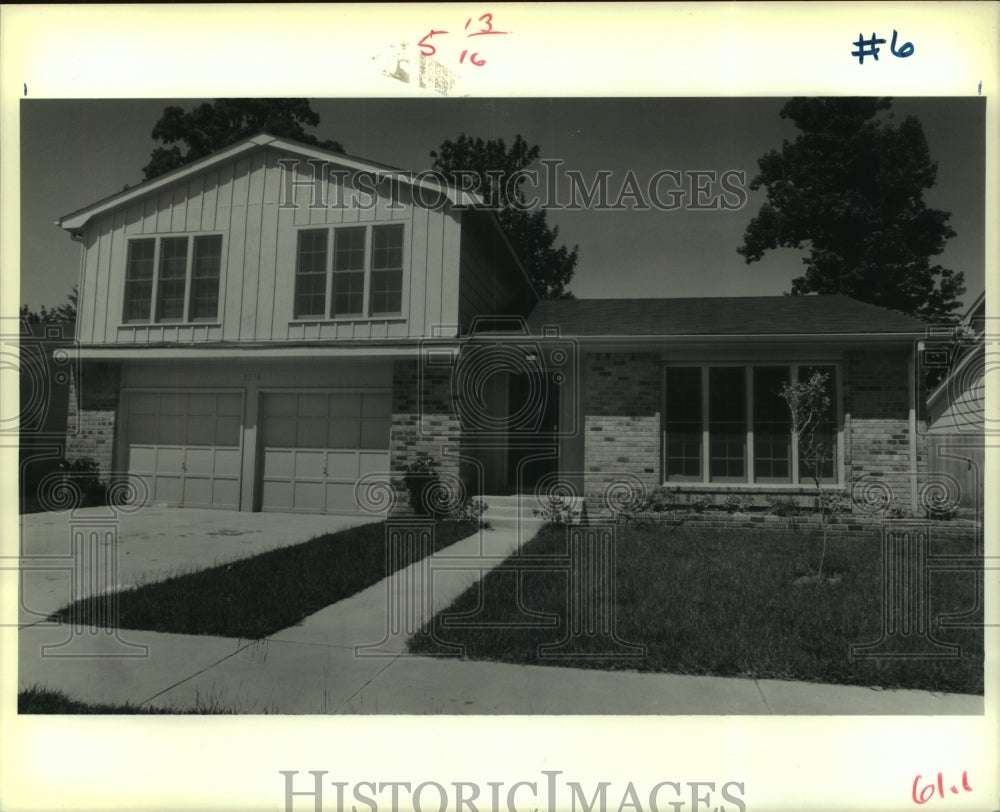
[293,223,406,320]
[123,234,223,324]
[663,364,839,485]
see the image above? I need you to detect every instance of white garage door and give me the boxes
[124,390,243,509]
[260,391,391,514]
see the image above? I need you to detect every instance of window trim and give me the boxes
[662,361,843,487]
[291,223,408,323]
[122,233,226,326]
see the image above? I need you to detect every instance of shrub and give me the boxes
[642,485,678,512]
[686,494,714,513]
[765,495,800,517]
[819,490,851,521]
[402,453,442,517]
[925,502,959,521]
[448,498,490,526]
[532,495,580,526]
[722,494,755,514]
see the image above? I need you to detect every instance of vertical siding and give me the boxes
[73,145,464,345]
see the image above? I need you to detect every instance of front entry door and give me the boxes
[506,372,560,493]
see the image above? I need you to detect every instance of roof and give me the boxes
[525,295,927,338]
[56,134,483,233]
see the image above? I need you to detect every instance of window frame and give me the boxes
[661,362,843,487]
[292,223,408,322]
[122,233,225,326]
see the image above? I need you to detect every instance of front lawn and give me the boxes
[409,524,984,695]
[51,519,480,639]
[18,686,235,714]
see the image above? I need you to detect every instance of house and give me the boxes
[924,291,987,513]
[57,134,931,518]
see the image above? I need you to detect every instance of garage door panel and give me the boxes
[128,445,156,473]
[157,417,186,445]
[329,393,362,417]
[129,415,157,444]
[360,419,390,449]
[184,447,216,475]
[186,415,217,445]
[155,447,184,470]
[359,452,389,477]
[327,419,360,447]
[326,451,359,478]
[263,449,293,478]
[187,393,216,415]
[215,448,242,476]
[263,418,295,446]
[215,417,241,446]
[182,476,213,506]
[295,420,329,449]
[154,476,183,504]
[293,481,325,512]
[325,482,357,512]
[212,479,239,508]
[264,393,296,418]
[362,393,392,417]
[297,393,328,418]
[293,450,326,479]
[261,480,292,511]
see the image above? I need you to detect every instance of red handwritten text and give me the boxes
[912,771,972,804]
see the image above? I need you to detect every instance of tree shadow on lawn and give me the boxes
[49,519,480,640]
[409,525,984,695]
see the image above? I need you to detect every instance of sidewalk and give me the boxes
[16,509,984,715]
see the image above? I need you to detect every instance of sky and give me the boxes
[19,96,985,313]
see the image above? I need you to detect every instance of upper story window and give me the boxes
[123,234,223,324]
[663,364,839,485]
[294,223,405,320]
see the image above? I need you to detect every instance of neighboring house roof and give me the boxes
[525,295,927,338]
[55,133,484,234]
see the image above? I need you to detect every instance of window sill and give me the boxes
[290,316,407,324]
[120,322,222,328]
[662,482,842,492]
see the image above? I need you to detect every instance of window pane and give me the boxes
[334,227,366,271]
[664,367,702,480]
[370,225,403,315]
[369,269,402,315]
[797,365,837,482]
[753,367,791,482]
[709,367,746,481]
[294,229,328,318]
[189,235,222,321]
[332,268,364,317]
[123,239,155,322]
[156,237,189,322]
[371,224,404,270]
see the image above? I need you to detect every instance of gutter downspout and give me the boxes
[909,347,918,516]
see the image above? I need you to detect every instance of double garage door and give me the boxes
[123,388,391,514]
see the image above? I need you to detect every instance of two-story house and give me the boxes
[58,134,932,518]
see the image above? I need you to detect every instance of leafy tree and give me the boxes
[780,370,849,580]
[431,134,577,299]
[739,97,965,322]
[20,285,77,325]
[143,99,344,181]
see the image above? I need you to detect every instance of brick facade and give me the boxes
[64,362,121,479]
[582,352,662,509]
[844,349,920,514]
[390,359,467,512]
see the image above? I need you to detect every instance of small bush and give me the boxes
[686,494,714,513]
[765,495,800,517]
[532,495,580,526]
[448,498,490,526]
[402,453,441,517]
[925,502,959,521]
[721,494,754,513]
[819,490,851,520]
[642,485,678,512]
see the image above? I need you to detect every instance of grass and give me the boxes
[18,685,248,714]
[50,519,480,639]
[409,524,984,695]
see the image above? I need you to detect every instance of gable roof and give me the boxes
[56,133,483,233]
[526,295,927,339]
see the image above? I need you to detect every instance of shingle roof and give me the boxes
[525,295,926,337]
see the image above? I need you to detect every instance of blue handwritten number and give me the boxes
[890,30,914,58]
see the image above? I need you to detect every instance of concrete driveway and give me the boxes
[17,505,380,624]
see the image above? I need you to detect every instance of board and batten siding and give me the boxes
[74,147,462,345]
[457,212,536,333]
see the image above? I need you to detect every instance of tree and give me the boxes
[780,370,849,581]
[143,99,344,181]
[20,285,77,325]
[431,134,578,299]
[739,97,965,322]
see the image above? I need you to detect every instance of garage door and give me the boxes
[124,390,243,509]
[260,391,391,514]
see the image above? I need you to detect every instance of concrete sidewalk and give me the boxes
[16,506,984,715]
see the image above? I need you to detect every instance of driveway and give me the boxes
[16,505,380,624]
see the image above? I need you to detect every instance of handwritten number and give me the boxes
[418,29,448,57]
[890,29,914,57]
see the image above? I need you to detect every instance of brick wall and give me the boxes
[844,349,919,514]
[582,352,662,510]
[390,359,468,512]
[64,362,121,479]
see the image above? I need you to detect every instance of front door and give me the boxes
[506,371,560,493]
